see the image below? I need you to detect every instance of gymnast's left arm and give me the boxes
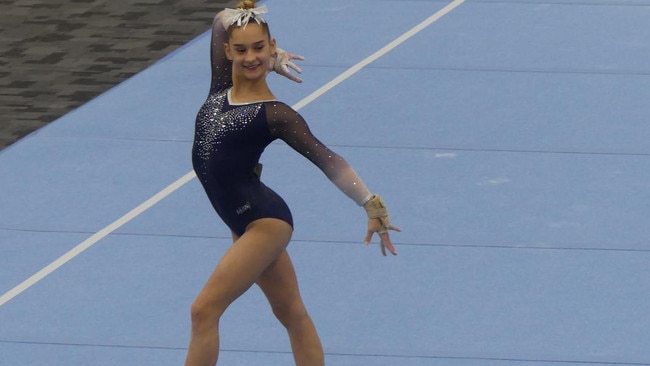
[267,103,400,255]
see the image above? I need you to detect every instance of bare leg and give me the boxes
[257,250,325,366]
[184,218,293,366]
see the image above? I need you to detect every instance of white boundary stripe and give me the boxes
[292,0,466,111]
[0,171,197,307]
[0,0,465,307]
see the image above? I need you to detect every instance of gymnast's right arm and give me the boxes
[208,12,234,94]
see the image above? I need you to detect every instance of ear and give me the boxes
[224,42,232,61]
[269,38,277,55]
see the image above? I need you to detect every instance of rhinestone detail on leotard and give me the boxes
[194,91,262,181]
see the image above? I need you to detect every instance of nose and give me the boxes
[244,49,256,62]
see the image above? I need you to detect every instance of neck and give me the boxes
[230,77,274,103]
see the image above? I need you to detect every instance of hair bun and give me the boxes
[237,0,256,9]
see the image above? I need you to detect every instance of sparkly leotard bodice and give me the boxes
[193,91,270,190]
[191,13,372,235]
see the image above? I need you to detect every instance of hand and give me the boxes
[270,48,304,83]
[364,218,401,256]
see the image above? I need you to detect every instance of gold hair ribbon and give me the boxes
[223,5,268,28]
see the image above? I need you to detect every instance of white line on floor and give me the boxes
[0,0,465,307]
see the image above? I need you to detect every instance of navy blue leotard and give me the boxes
[192,90,296,235]
[192,13,372,236]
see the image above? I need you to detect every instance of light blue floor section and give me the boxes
[1,0,649,365]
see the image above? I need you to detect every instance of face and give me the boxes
[225,23,276,81]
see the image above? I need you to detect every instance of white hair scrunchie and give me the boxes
[222,5,268,28]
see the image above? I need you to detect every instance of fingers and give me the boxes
[273,50,304,83]
[284,60,302,75]
[285,52,305,61]
[364,230,374,245]
[379,232,398,256]
[279,63,303,83]
[364,227,398,256]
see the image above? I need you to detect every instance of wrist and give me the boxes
[363,194,391,234]
[363,194,387,218]
[359,193,373,206]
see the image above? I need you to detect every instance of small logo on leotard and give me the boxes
[236,202,251,215]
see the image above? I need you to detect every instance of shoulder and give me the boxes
[263,101,310,137]
[264,100,294,113]
[264,101,304,124]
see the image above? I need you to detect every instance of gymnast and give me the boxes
[187,1,400,365]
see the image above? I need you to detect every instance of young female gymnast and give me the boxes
[187,1,400,365]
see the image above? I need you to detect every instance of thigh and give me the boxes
[256,249,304,312]
[194,218,293,310]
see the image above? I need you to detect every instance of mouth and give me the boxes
[243,63,261,71]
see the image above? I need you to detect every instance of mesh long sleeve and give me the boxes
[209,13,233,94]
[266,102,372,206]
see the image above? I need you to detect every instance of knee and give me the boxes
[190,298,224,331]
[271,299,309,329]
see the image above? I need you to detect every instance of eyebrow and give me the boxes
[233,40,266,48]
